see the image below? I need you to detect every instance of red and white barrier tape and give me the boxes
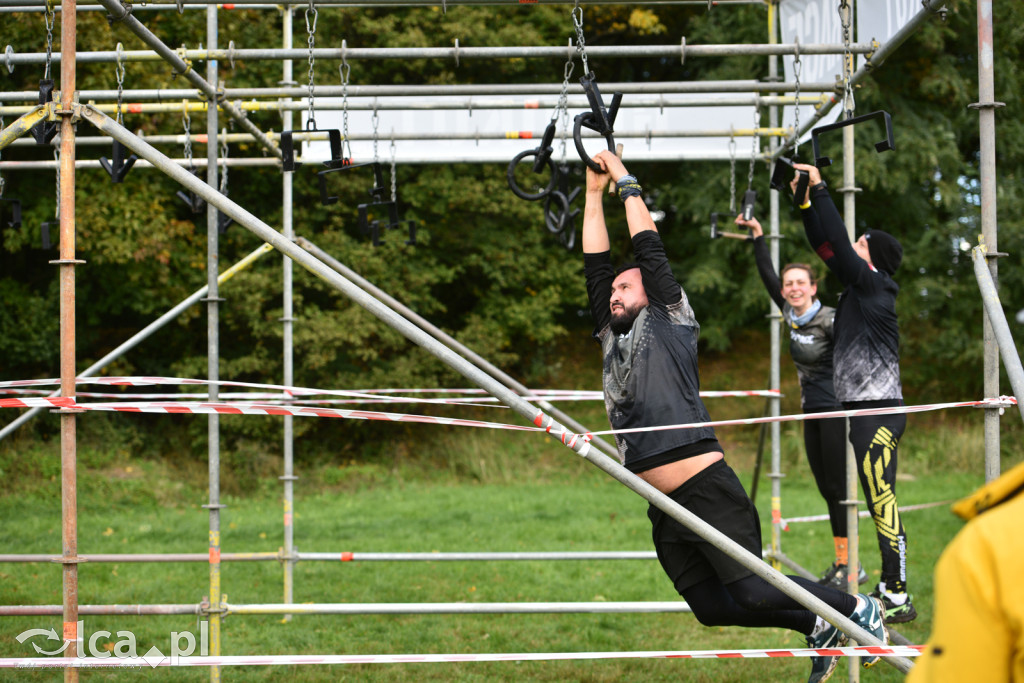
[0,377,779,404]
[0,645,924,668]
[0,395,1015,440]
[780,500,955,530]
[586,397,1017,437]
[0,397,540,432]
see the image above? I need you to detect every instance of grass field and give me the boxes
[0,408,1016,682]
[2,329,1021,681]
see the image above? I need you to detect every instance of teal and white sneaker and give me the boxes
[850,594,889,668]
[805,620,844,683]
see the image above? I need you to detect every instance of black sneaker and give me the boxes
[869,584,918,624]
[817,562,869,590]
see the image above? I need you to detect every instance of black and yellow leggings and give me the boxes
[847,400,908,593]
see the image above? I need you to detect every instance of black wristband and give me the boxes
[811,180,828,192]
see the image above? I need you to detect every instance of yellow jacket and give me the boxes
[907,461,1024,682]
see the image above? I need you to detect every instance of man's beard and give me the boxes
[610,303,643,336]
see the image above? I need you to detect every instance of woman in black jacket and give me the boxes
[735,214,864,592]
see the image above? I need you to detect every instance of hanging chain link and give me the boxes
[747,106,759,190]
[0,113,5,197]
[571,0,589,75]
[728,131,737,214]
[389,131,397,203]
[218,127,229,195]
[792,41,801,157]
[43,0,54,81]
[305,0,319,130]
[554,44,574,163]
[115,43,126,125]
[371,101,380,164]
[338,53,352,160]
[839,0,854,119]
[53,147,60,220]
[182,101,194,170]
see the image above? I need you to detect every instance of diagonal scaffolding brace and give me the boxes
[79,101,911,674]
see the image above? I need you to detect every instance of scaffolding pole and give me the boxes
[280,2,297,624]
[973,0,1003,481]
[77,105,909,674]
[1,41,878,67]
[972,245,1024,426]
[0,91,821,107]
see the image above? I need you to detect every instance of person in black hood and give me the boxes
[791,161,916,624]
[734,213,865,592]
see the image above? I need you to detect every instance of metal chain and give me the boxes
[571,0,589,75]
[115,43,126,125]
[338,53,352,159]
[839,0,854,119]
[43,0,54,81]
[728,130,736,214]
[554,44,574,163]
[792,40,801,157]
[304,0,318,130]
[371,100,380,164]
[218,127,229,194]
[0,113,5,197]
[747,106,759,190]
[182,101,193,170]
[389,131,397,203]
[53,147,60,220]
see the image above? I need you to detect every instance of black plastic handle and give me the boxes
[741,189,757,221]
[573,112,617,173]
[506,148,557,201]
[811,110,895,168]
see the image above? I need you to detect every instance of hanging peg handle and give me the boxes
[99,139,138,184]
[30,79,58,145]
[810,110,895,168]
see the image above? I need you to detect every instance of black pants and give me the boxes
[649,460,857,634]
[847,401,908,592]
[804,408,849,538]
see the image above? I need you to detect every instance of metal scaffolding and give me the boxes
[0,0,1001,678]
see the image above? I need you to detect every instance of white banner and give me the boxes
[780,0,923,151]
[299,95,760,164]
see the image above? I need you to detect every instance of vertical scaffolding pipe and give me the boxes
[974,0,1002,482]
[839,3,860,680]
[765,0,783,571]
[57,0,81,675]
[280,3,297,622]
[204,6,223,682]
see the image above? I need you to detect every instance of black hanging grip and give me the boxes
[99,140,138,184]
[0,197,21,230]
[31,80,58,145]
[176,168,206,214]
[282,128,347,173]
[741,189,758,221]
[573,72,622,173]
[507,149,557,202]
[811,110,895,168]
[769,156,810,208]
